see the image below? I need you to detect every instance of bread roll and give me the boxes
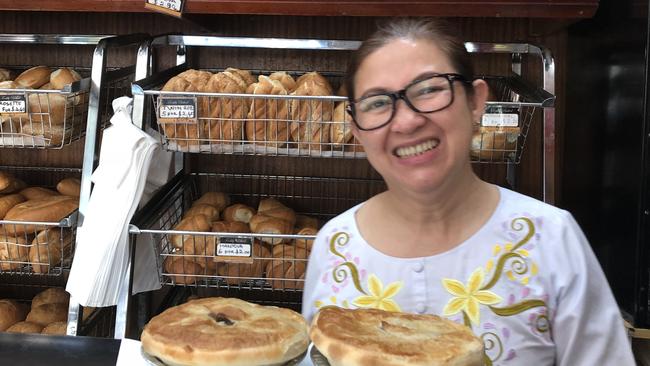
[290,79,333,150]
[294,227,317,252]
[7,321,44,333]
[24,92,68,126]
[41,321,67,335]
[218,239,271,285]
[177,69,213,88]
[256,198,296,228]
[19,187,59,201]
[163,257,205,285]
[202,71,246,142]
[50,68,82,90]
[257,197,286,213]
[31,287,70,309]
[26,302,68,326]
[0,68,11,82]
[40,82,53,90]
[29,228,74,274]
[0,80,17,89]
[295,72,333,94]
[184,203,219,222]
[0,299,27,331]
[0,193,26,219]
[159,76,203,148]
[470,126,520,161]
[222,203,256,224]
[0,171,14,192]
[56,178,81,196]
[249,214,293,245]
[294,214,319,231]
[193,192,230,211]
[3,195,79,236]
[14,120,70,146]
[265,245,308,289]
[14,66,52,89]
[225,68,256,87]
[0,235,29,271]
[245,75,290,147]
[269,71,296,93]
[330,101,354,145]
[169,214,211,249]
[211,220,250,233]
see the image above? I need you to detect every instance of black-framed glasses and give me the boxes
[347,73,471,131]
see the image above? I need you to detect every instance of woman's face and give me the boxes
[352,38,487,195]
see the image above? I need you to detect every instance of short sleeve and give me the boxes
[551,211,635,365]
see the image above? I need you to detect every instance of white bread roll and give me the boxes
[14,66,52,89]
[50,68,82,90]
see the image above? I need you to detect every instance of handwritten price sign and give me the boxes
[145,0,184,17]
[0,95,26,113]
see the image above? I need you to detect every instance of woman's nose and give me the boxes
[389,99,427,134]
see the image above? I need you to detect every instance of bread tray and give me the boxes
[141,346,308,366]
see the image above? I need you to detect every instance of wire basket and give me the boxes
[0,166,80,276]
[130,172,385,294]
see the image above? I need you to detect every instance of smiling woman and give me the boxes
[302,18,635,366]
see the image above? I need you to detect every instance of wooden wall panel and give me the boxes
[0,12,566,202]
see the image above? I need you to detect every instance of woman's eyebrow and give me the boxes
[358,87,391,99]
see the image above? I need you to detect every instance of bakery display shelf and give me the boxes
[0,166,80,277]
[129,172,385,292]
[132,36,554,163]
[0,34,139,149]
[0,279,117,338]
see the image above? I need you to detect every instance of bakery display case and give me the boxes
[127,34,555,333]
[0,33,151,337]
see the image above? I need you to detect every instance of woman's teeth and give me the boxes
[395,139,439,158]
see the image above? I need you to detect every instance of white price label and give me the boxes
[481,113,519,127]
[159,98,196,119]
[147,0,182,12]
[0,95,26,113]
[216,236,253,258]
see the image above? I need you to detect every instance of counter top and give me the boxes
[0,0,598,18]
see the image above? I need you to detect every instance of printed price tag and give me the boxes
[481,113,519,127]
[144,0,184,17]
[216,236,254,263]
[158,98,196,119]
[0,94,26,113]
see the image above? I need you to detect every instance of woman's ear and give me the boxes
[469,79,489,123]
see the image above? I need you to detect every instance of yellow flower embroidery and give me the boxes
[352,274,403,312]
[442,268,503,325]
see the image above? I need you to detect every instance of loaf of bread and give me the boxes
[265,244,308,289]
[184,203,220,222]
[269,71,296,93]
[29,228,74,274]
[14,66,52,89]
[176,69,213,88]
[0,235,29,271]
[225,68,256,87]
[19,187,59,201]
[257,198,296,228]
[0,68,11,82]
[211,220,250,234]
[290,78,333,150]
[50,68,82,90]
[26,93,68,126]
[0,173,26,194]
[169,214,212,249]
[3,195,79,235]
[245,75,290,147]
[222,203,256,224]
[470,126,520,161]
[56,178,81,196]
[0,299,27,331]
[202,71,247,142]
[294,227,317,252]
[41,321,67,335]
[294,214,319,231]
[249,214,293,245]
[218,239,271,285]
[6,321,44,333]
[295,72,333,95]
[31,287,70,309]
[193,192,230,211]
[163,257,205,285]
[0,193,26,219]
[0,171,14,192]
[26,302,68,326]
[14,120,71,146]
[159,75,203,148]
[330,101,354,145]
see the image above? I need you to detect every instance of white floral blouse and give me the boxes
[302,186,635,366]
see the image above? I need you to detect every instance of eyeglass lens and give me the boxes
[355,75,453,130]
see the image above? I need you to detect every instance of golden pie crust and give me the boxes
[141,297,309,366]
[310,307,484,366]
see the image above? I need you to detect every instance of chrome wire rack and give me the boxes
[129,172,386,292]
